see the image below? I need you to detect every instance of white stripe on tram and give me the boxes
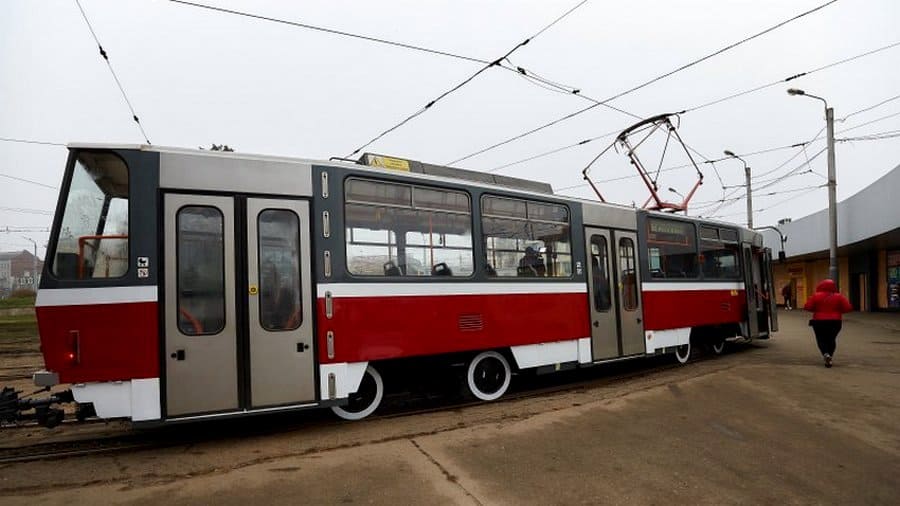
[641,282,744,292]
[36,286,158,307]
[316,282,587,298]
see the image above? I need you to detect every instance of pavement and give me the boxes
[1,310,898,505]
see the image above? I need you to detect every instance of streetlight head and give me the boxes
[787,88,805,96]
[723,150,736,157]
[668,187,677,193]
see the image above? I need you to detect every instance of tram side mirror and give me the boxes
[778,251,786,263]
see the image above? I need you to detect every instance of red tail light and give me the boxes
[67,330,80,365]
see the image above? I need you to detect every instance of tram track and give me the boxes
[0,345,754,465]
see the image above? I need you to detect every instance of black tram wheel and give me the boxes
[466,351,511,401]
[331,365,384,421]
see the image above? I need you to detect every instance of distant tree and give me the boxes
[199,144,235,152]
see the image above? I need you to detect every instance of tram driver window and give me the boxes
[51,151,129,280]
[481,196,572,278]
[344,179,474,277]
[646,218,698,279]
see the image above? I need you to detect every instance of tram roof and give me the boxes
[65,142,758,239]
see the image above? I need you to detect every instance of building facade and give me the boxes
[0,249,43,297]
[761,163,900,312]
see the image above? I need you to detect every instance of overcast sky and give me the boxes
[2,0,899,257]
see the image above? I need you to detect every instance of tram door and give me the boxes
[585,227,645,361]
[164,194,315,418]
[741,243,760,338]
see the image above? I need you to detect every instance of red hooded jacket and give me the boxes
[803,279,853,320]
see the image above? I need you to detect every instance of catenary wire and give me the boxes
[343,0,590,158]
[448,0,841,165]
[168,0,491,65]
[0,137,66,147]
[74,0,151,144]
[487,39,900,174]
[0,172,58,190]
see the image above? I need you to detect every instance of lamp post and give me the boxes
[723,150,752,228]
[788,88,838,289]
[21,236,38,294]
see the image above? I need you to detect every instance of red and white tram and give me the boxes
[24,145,777,425]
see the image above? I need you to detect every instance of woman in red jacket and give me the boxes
[803,279,853,367]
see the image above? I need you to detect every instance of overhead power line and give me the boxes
[0,172,58,190]
[488,39,900,174]
[74,0,151,144]
[0,137,66,147]
[343,0,590,158]
[448,0,841,165]
[0,206,54,216]
[168,0,491,65]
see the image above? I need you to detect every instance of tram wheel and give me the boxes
[711,339,726,356]
[674,342,692,364]
[467,351,511,401]
[331,365,384,421]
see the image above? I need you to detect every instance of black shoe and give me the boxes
[824,354,833,368]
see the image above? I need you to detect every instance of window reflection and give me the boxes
[259,210,302,331]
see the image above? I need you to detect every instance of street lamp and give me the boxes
[788,87,838,289]
[723,150,752,229]
[21,236,38,294]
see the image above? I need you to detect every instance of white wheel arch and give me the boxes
[711,339,726,355]
[467,351,512,401]
[674,342,692,364]
[331,365,384,421]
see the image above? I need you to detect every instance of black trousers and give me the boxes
[811,320,842,356]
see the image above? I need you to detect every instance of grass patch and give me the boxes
[0,296,35,309]
[0,314,38,341]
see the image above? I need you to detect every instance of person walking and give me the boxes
[781,283,793,310]
[803,279,852,368]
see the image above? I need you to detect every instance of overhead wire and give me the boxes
[0,137,66,147]
[0,172,58,190]
[486,39,900,174]
[167,0,490,65]
[74,0,151,144]
[0,206,54,216]
[448,0,841,165]
[342,0,591,158]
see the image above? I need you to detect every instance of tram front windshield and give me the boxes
[51,151,129,280]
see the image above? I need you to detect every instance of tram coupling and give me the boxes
[1,386,75,428]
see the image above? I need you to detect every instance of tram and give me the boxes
[21,144,777,425]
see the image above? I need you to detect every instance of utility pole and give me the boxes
[724,150,752,228]
[825,106,838,288]
[788,88,839,290]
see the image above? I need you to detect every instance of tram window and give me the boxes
[700,226,741,279]
[646,218,698,278]
[176,206,225,336]
[51,151,129,280]
[590,236,612,311]
[345,179,474,277]
[619,238,638,311]
[258,209,302,331]
[482,196,572,278]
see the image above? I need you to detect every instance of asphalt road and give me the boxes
[1,310,898,505]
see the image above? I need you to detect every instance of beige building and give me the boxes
[761,164,900,312]
[0,249,43,297]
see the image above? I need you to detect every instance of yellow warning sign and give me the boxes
[370,156,410,171]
